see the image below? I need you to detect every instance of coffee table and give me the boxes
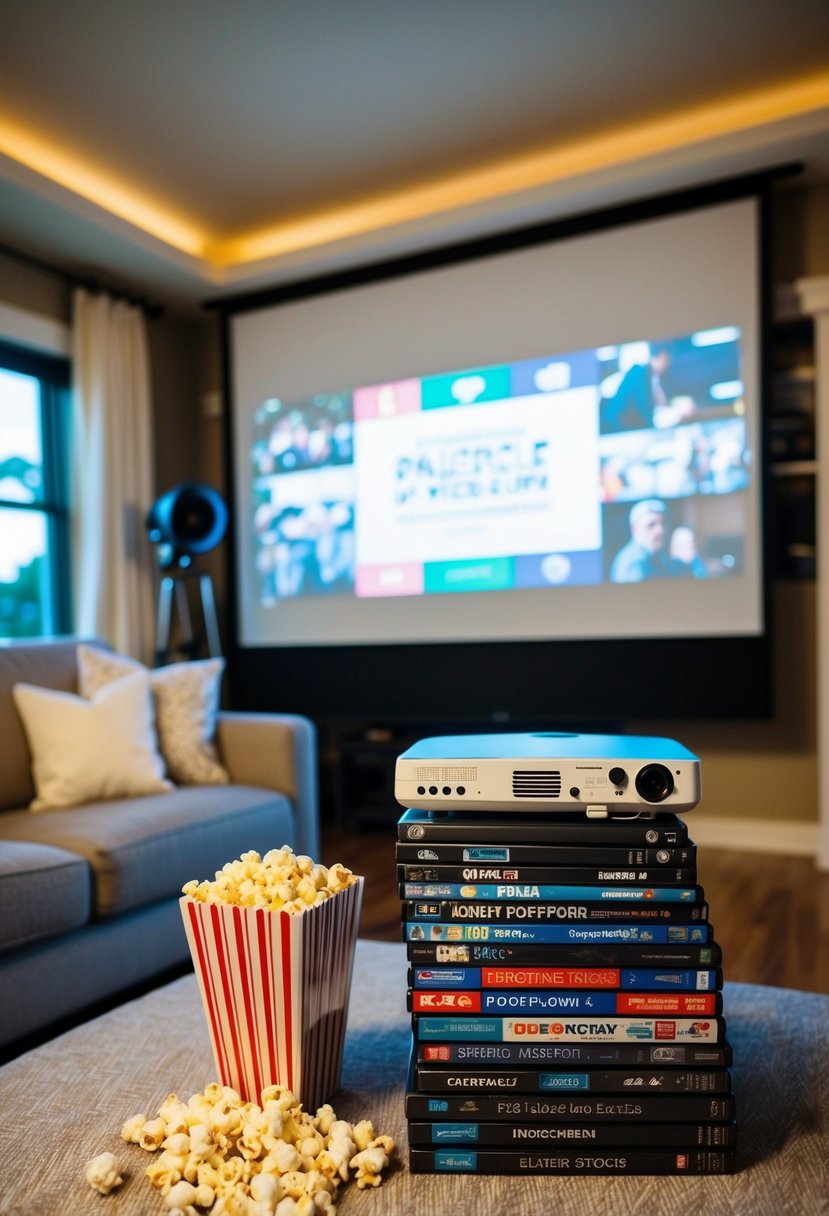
[0,940,827,1214]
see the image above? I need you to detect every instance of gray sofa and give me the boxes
[0,638,319,1054]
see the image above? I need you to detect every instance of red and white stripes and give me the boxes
[180,878,363,1109]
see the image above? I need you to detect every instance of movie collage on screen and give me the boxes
[249,326,748,606]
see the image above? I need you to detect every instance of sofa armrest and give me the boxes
[216,712,320,860]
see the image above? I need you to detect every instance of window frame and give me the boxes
[0,338,72,635]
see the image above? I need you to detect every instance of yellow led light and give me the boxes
[1,70,827,272]
[216,70,829,269]
[0,120,210,258]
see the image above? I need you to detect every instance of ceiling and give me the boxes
[1,0,829,312]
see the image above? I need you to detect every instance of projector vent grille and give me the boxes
[512,770,562,798]
[415,765,478,782]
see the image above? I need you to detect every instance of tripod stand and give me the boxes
[154,568,221,665]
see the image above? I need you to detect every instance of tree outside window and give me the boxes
[0,342,71,638]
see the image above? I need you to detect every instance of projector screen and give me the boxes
[223,184,771,722]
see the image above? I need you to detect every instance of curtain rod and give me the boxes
[0,241,164,318]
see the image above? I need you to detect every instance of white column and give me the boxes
[796,276,829,870]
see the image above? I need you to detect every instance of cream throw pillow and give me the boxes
[77,645,230,786]
[12,672,172,811]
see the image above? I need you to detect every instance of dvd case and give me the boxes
[413,1013,727,1044]
[404,1090,736,1122]
[408,1120,737,1148]
[416,1040,733,1067]
[413,1063,731,1092]
[408,988,722,1015]
[409,965,722,990]
[396,842,696,866]
[397,809,690,845]
[398,863,698,885]
[400,882,703,902]
[406,940,723,967]
[405,922,711,945]
[403,899,708,924]
[408,1147,737,1174]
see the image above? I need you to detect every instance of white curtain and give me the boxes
[71,289,156,662]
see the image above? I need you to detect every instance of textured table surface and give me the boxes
[0,939,827,1215]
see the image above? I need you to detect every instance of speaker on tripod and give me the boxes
[146,482,228,665]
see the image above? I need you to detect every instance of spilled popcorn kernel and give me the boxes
[85,1151,124,1194]
[111,1081,393,1214]
[182,848,357,913]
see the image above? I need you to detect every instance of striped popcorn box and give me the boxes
[180,877,364,1110]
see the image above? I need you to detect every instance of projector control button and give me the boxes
[442,786,451,795]
[417,786,426,795]
[429,786,438,796]
[569,787,580,798]
[457,786,466,795]
[608,767,627,786]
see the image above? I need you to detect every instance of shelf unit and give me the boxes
[769,296,817,578]
[794,276,829,871]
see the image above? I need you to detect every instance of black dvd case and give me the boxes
[408,1147,737,1174]
[397,809,690,845]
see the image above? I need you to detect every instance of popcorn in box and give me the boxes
[180,848,363,1109]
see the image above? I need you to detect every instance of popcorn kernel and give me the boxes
[182,848,356,913]
[111,1081,393,1213]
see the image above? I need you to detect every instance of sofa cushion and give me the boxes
[12,673,172,810]
[0,639,86,813]
[77,645,230,786]
[0,785,296,918]
[0,840,91,952]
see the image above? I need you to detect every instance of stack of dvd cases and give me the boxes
[398,809,736,1176]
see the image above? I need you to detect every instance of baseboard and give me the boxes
[690,815,818,858]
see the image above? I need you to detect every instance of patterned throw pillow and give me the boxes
[77,645,230,786]
[12,672,172,810]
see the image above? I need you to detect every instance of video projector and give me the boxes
[395,733,701,817]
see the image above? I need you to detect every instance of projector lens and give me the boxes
[635,763,674,803]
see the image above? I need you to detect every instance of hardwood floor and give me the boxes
[321,824,829,995]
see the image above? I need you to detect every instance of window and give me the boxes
[0,340,71,637]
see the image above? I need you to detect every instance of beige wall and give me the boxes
[2,177,827,826]
[0,252,69,319]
